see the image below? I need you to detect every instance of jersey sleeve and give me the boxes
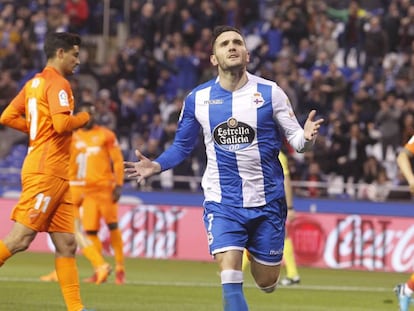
[47,75,90,133]
[272,86,312,153]
[0,90,28,133]
[47,78,74,115]
[52,111,90,134]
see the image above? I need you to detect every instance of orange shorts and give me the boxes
[12,174,74,233]
[81,186,118,232]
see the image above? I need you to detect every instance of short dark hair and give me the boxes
[211,25,243,49]
[44,32,81,59]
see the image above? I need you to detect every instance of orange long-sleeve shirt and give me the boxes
[0,66,89,179]
[69,125,124,189]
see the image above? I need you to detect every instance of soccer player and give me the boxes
[0,32,91,311]
[242,151,301,286]
[40,104,123,284]
[125,25,323,311]
[70,104,125,285]
[394,135,414,311]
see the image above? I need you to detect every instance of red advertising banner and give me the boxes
[289,213,413,272]
[1,197,413,272]
[103,203,212,261]
[0,198,212,262]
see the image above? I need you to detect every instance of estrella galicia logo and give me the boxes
[213,117,255,152]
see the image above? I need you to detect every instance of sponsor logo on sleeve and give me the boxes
[58,90,69,107]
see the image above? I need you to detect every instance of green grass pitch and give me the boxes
[0,252,406,310]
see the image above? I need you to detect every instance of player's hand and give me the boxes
[124,149,161,183]
[304,110,324,141]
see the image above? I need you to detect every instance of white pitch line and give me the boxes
[0,276,395,293]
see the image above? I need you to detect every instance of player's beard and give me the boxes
[219,54,248,74]
[220,62,246,76]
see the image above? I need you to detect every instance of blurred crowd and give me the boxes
[1,0,414,201]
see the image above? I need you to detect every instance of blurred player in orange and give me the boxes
[70,104,125,284]
[394,135,414,311]
[0,32,92,311]
[242,151,301,285]
[41,104,124,284]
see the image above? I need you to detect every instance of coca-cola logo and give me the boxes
[391,224,414,272]
[289,217,325,265]
[290,214,414,272]
[324,214,402,271]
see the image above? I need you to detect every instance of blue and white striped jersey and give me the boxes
[156,72,312,207]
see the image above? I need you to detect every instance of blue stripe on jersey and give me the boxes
[256,83,284,202]
[208,84,243,205]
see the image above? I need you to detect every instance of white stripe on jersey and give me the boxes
[195,86,222,203]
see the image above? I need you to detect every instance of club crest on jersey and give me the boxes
[213,117,255,152]
[251,92,264,108]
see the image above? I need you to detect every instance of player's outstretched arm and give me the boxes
[303,110,324,141]
[124,149,161,183]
